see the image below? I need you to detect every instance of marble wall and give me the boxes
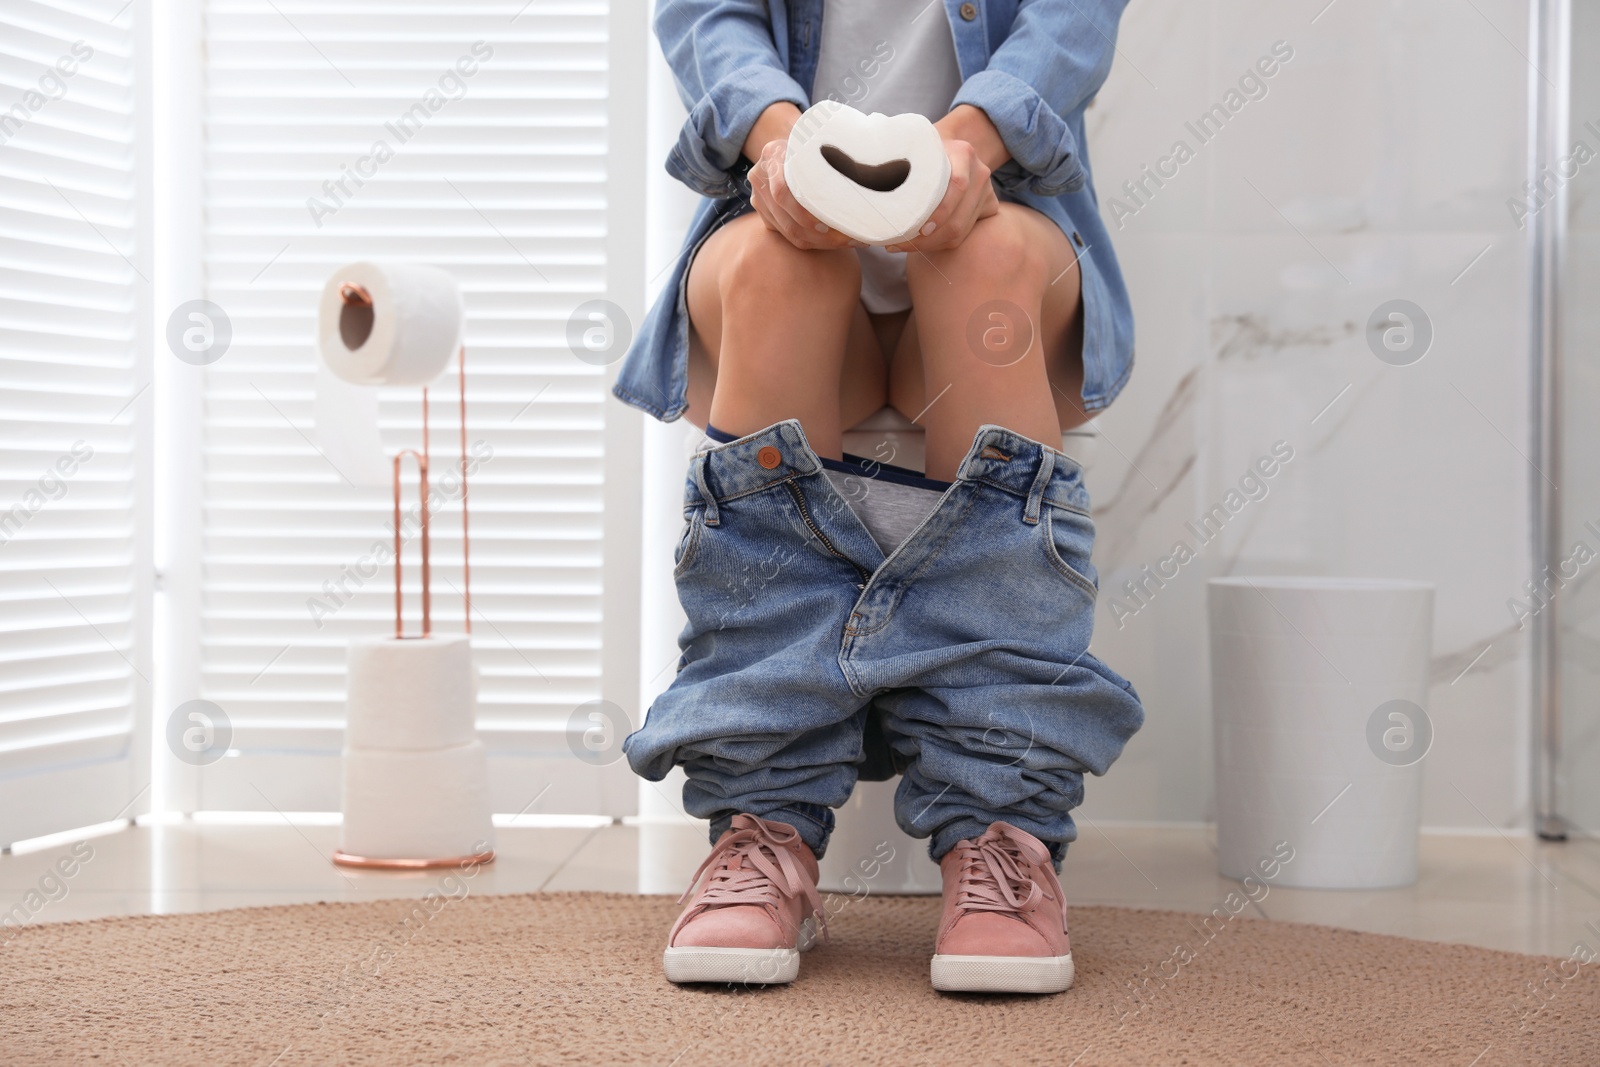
[1084,0,1535,830]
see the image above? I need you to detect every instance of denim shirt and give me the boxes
[613,0,1136,424]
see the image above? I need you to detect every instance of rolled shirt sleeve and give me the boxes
[655,0,811,198]
[950,0,1129,198]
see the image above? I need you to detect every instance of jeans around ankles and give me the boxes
[622,419,1145,863]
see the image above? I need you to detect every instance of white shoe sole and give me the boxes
[930,951,1074,994]
[662,917,817,985]
[663,946,799,985]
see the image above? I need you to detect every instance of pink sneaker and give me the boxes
[663,814,825,985]
[931,821,1074,993]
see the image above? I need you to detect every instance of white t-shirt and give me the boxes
[810,0,963,313]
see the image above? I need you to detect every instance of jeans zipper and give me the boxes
[784,481,871,585]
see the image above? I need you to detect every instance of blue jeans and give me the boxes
[623,420,1144,862]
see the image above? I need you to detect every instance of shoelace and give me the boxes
[950,824,1053,918]
[673,817,827,943]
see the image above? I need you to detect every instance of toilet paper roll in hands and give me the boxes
[783,100,951,246]
[317,261,464,386]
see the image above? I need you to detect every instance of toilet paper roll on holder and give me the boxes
[337,282,473,640]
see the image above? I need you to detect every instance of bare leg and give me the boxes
[683,213,887,458]
[891,204,1086,481]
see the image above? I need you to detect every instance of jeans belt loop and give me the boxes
[1023,446,1055,525]
[693,451,721,526]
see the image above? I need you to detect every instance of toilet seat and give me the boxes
[840,406,1100,475]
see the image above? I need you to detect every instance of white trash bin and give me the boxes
[1208,577,1434,889]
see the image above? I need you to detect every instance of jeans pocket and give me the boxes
[673,506,703,577]
[1042,505,1099,602]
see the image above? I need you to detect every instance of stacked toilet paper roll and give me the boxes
[784,100,950,246]
[338,633,495,863]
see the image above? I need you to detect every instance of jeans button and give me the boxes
[959,2,977,20]
[757,446,782,469]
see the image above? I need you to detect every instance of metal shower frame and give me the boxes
[1529,0,1572,842]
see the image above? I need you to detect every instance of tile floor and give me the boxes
[4,817,1598,959]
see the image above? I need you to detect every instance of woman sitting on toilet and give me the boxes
[616,0,1146,995]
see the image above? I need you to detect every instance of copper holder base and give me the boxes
[332,849,496,871]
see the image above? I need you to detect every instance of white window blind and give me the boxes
[197,1,618,815]
[0,0,148,846]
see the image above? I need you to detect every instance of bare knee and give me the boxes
[719,224,861,308]
[906,212,1048,293]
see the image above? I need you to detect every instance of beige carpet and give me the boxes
[4,892,1595,1065]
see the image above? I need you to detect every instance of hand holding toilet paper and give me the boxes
[782,100,951,247]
